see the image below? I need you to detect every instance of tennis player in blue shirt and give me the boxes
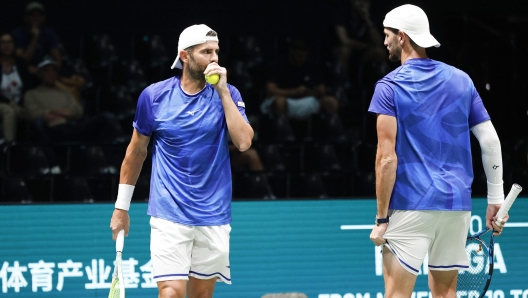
[109,24,253,298]
[368,5,509,298]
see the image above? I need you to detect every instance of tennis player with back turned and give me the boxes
[368,5,509,298]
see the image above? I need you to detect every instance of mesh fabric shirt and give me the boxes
[134,76,248,225]
[368,58,490,211]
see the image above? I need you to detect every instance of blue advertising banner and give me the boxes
[0,199,527,297]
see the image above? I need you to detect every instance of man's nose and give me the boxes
[211,53,218,63]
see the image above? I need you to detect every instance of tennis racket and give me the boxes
[108,230,125,298]
[456,183,523,298]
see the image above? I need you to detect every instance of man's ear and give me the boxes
[179,50,189,65]
[399,31,406,45]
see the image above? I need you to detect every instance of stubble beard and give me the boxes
[388,46,401,62]
[186,53,207,81]
[388,36,401,62]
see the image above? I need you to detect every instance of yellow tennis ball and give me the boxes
[205,74,220,85]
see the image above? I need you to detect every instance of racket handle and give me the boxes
[116,230,125,252]
[495,184,522,225]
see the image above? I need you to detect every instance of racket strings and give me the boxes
[108,278,121,298]
[457,238,491,297]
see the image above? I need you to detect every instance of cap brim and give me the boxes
[37,62,58,69]
[407,33,440,48]
[170,54,182,69]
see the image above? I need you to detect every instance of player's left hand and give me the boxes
[370,224,388,246]
[486,204,508,236]
[204,62,227,90]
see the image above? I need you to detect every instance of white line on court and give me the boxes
[340,222,528,230]
[340,225,374,230]
[503,222,528,228]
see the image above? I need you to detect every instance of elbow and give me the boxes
[237,140,252,152]
[379,154,397,169]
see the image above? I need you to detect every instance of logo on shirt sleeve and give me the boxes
[237,101,245,108]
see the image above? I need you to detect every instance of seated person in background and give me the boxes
[12,2,62,74]
[333,0,386,80]
[55,73,86,105]
[24,58,123,173]
[55,44,88,106]
[0,31,34,144]
[260,38,345,141]
[229,144,276,200]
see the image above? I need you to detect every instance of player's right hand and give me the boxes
[370,224,388,246]
[486,204,508,236]
[110,209,130,240]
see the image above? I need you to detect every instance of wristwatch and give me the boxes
[375,215,389,226]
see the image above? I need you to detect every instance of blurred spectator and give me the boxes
[229,144,276,200]
[333,0,386,81]
[55,44,88,106]
[0,32,33,144]
[260,38,345,141]
[24,58,124,173]
[12,2,62,74]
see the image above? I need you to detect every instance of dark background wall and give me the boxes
[1,0,527,201]
[1,0,527,142]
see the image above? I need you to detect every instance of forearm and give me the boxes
[219,89,253,152]
[119,145,148,185]
[471,120,504,203]
[375,152,397,218]
[335,26,353,47]
[267,86,300,98]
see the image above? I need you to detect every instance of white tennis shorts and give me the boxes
[150,217,232,284]
[383,210,471,275]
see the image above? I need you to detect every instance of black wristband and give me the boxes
[375,216,389,225]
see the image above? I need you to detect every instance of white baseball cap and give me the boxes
[383,4,440,48]
[170,24,219,69]
[25,1,45,13]
[37,58,58,69]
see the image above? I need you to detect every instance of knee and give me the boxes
[158,284,186,298]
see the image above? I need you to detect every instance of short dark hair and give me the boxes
[385,27,419,49]
[184,30,218,53]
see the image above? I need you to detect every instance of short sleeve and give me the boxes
[228,85,249,123]
[368,81,396,116]
[133,87,154,136]
[468,85,491,128]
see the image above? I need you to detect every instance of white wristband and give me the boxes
[487,181,504,205]
[115,184,135,211]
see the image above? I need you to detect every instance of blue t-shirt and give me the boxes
[368,58,490,211]
[134,76,249,225]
